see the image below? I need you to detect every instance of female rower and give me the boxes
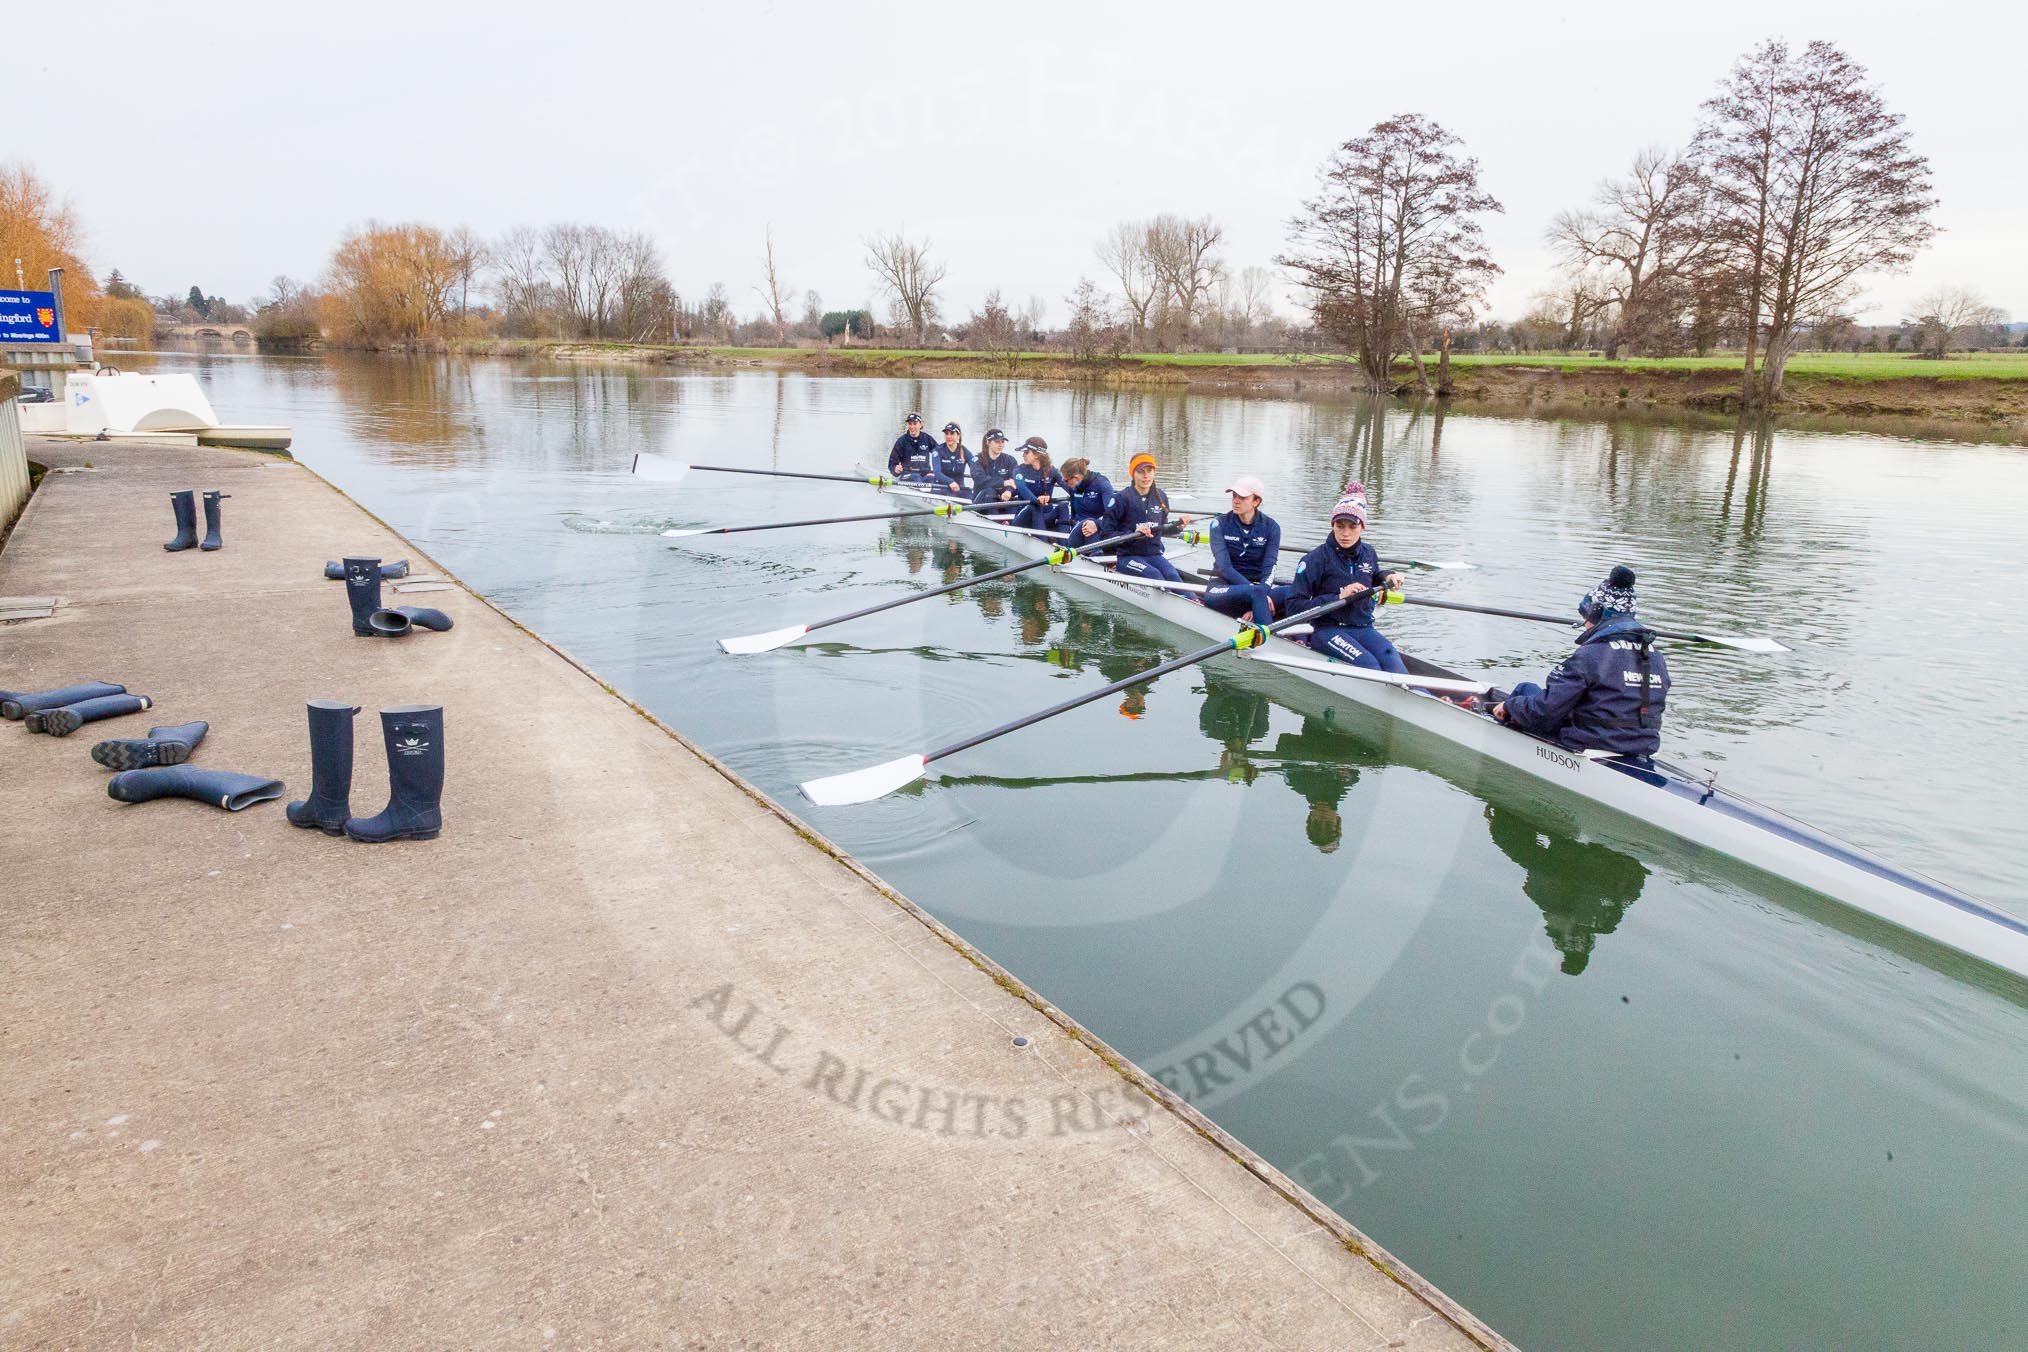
[1060,457,1116,546]
[1012,437,1069,532]
[970,429,1021,510]
[1271,484,1406,672]
[1101,451,1191,582]
[1200,474,1282,625]
[931,422,971,495]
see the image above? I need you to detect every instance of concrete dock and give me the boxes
[1,437,1507,1350]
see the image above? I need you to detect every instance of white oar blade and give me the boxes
[1420,560,1474,571]
[718,624,811,655]
[632,453,692,484]
[800,754,928,806]
[661,527,712,539]
[1701,633,1791,654]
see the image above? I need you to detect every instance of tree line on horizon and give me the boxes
[3,38,2020,400]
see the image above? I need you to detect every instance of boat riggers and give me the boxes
[368,607,454,637]
[346,705,445,843]
[107,766,285,812]
[799,595,1348,806]
[324,559,408,580]
[201,491,229,550]
[287,701,359,835]
[164,491,198,551]
[2,681,126,720]
[91,720,209,771]
[717,525,1168,655]
[26,694,152,737]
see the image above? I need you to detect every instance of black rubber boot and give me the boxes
[369,606,453,635]
[200,491,230,550]
[345,705,444,843]
[326,559,408,580]
[27,693,152,736]
[108,766,284,812]
[164,492,198,551]
[285,701,359,835]
[2,681,125,721]
[343,557,382,635]
[91,720,210,770]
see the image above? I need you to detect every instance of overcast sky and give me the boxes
[18,1,2024,327]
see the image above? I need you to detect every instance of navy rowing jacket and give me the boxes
[971,450,1020,502]
[1063,473,1116,538]
[1503,616,1671,758]
[1283,537,1383,626]
[888,431,938,477]
[930,443,968,488]
[1014,463,1068,507]
[1208,510,1281,585]
[1102,483,1172,557]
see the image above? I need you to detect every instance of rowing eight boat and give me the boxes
[859,480,2028,984]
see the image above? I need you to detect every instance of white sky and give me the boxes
[18,0,2024,327]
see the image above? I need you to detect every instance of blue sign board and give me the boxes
[0,289,63,344]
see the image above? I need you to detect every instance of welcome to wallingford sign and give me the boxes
[0,290,62,344]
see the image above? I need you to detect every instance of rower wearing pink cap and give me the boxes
[1269,482,1409,673]
[1200,474,1283,627]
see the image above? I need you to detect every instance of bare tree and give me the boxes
[1143,214,1225,344]
[701,282,733,342]
[1695,39,1937,405]
[800,289,823,338]
[613,231,674,342]
[863,233,947,344]
[1907,287,2005,359]
[1548,147,1717,358]
[755,226,793,345]
[490,226,552,336]
[444,225,486,325]
[1095,221,1159,346]
[1279,114,1502,393]
[1063,277,1124,366]
[966,289,1020,372]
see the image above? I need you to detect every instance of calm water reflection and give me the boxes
[139,350,2028,1351]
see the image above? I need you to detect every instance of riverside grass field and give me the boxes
[692,347,2028,380]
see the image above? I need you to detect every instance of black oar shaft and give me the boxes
[706,509,941,536]
[926,596,1348,766]
[803,527,1155,637]
[1399,594,1723,646]
[690,464,888,485]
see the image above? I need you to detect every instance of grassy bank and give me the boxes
[437,338,2028,430]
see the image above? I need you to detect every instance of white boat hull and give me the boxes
[876,483,2028,983]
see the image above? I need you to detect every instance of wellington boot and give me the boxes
[91,720,210,770]
[164,491,198,551]
[325,558,407,580]
[108,766,284,812]
[26,693,152,737]
[343,557,382,636]
[200,490,230,550]
[345,705,444,843]
[285,701,360,834]
[369,606,453,636]
[2,681,125,721]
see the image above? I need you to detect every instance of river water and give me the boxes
[138,350,2027,1350]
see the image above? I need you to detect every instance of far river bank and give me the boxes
[418,338,2028,438]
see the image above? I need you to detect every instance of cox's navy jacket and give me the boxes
[1502,616,1671,758]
